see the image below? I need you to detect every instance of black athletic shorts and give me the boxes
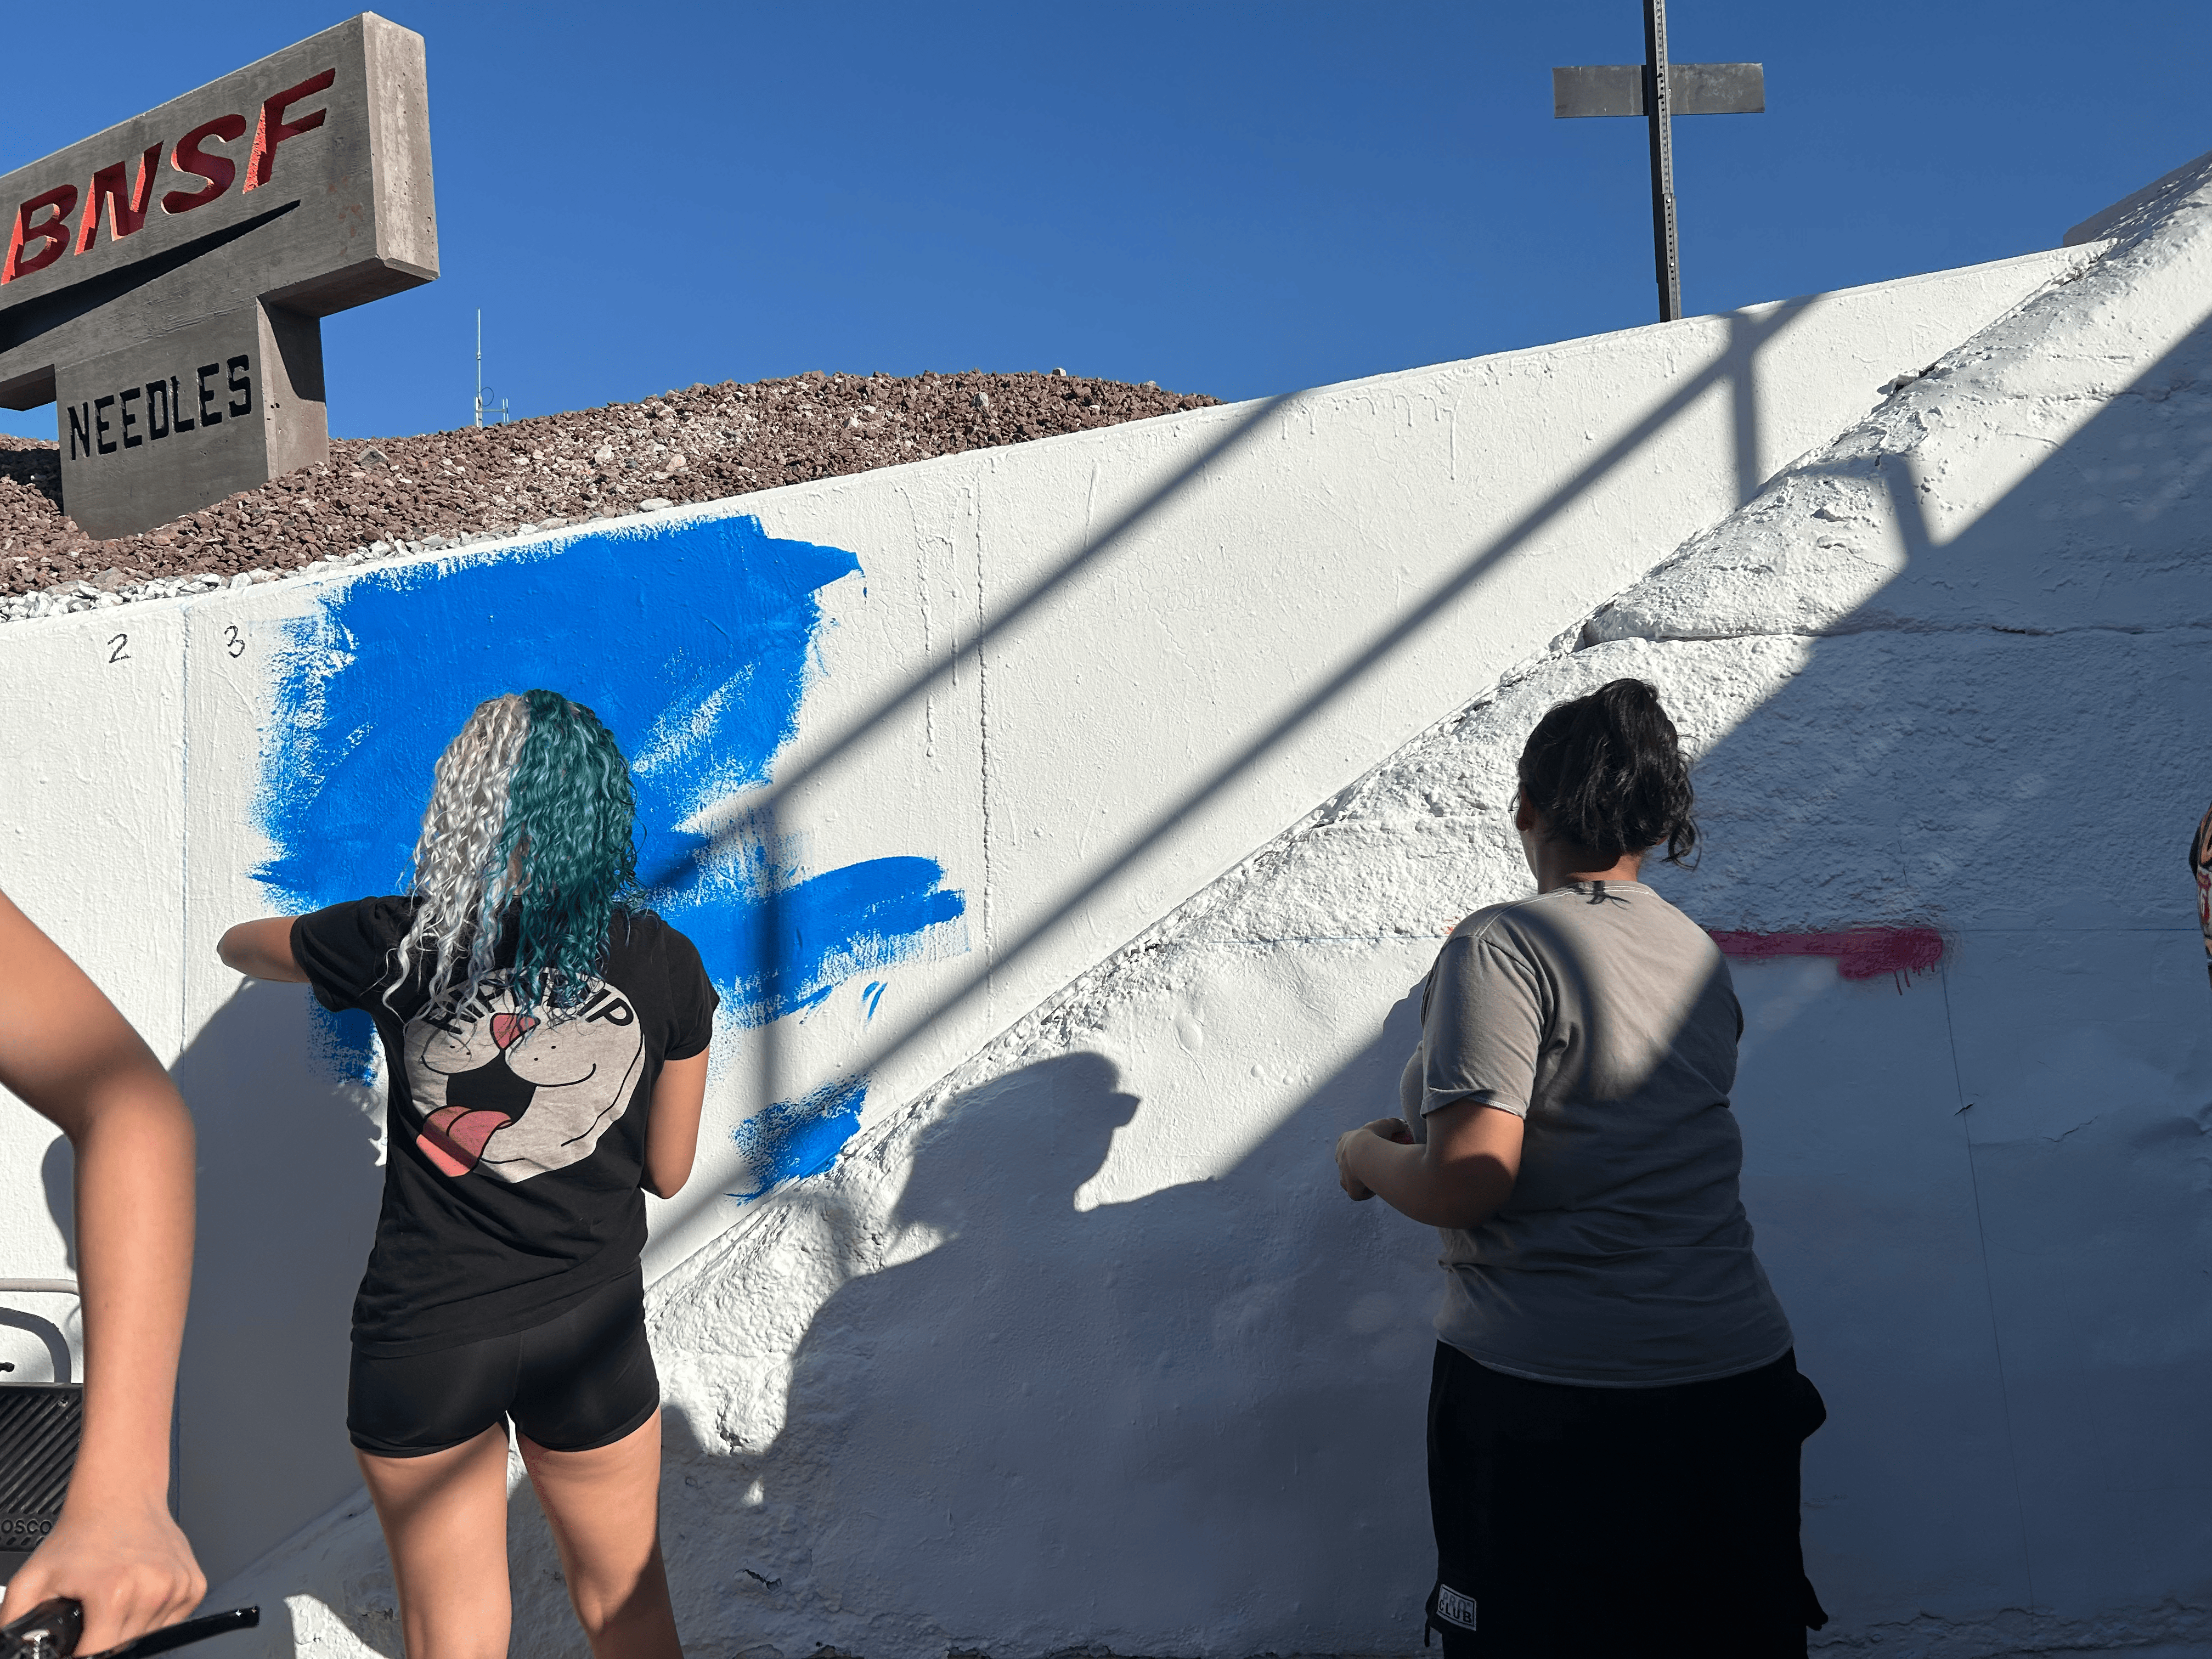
[1425,1341,1829,1659]
[347,1267,659,1458]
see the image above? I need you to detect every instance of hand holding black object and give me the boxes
[0,1599,75,1658]
[0,1600,257,1657]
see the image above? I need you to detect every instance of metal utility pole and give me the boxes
[1643,0,1680,321]
[1553,2,1765,322]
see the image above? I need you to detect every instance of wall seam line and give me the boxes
[1939,961,2038,1623]
[974,482,994,1023]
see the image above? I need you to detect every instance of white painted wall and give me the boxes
[577,157,2205,1658]
[586,156,2210,1658]
[0,190,2168,1656]
[657,240,2094,1283]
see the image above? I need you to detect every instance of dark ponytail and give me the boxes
[1517,679,1697,866]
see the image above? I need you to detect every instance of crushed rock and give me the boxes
[0,369,1218,622]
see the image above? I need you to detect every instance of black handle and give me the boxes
[101,1606,259,1657]
[0,1600,258,1657]
[0,1599,82,1657]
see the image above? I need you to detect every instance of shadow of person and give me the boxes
[764,1052,1145,1539]
[675,1013,1441,1657]
[38,1138,72,1271]
[166,979,388,1618]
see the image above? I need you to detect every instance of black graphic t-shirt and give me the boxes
[293,898,718,1356]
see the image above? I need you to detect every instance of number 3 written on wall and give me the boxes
[102,627,244,662]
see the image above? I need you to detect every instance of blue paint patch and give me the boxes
[255,514,966,1100]
[862,981,886,1021]
[727,1075,867,1201]
[311,1006,380,1087]
[675,843,964,1026]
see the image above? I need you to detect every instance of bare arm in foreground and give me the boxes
[0,889,205,1648]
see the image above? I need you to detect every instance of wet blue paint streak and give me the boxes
[256,515,964,1145]
[727,1075,868,1201]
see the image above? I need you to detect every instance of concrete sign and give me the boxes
[0,14,436,540]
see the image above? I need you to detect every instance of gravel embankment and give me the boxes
[0,369,1218,620]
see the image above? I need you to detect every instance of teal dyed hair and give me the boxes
[498,690,639,1009]
[391,690,638,1015]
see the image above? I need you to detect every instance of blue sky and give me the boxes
[3,1,2207,441]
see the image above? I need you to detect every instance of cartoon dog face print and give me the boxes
[403,974,646,1183]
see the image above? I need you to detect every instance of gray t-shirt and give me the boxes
[1398,879,1792,1386]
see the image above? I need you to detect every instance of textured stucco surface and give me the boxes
[1,157,2200,1656]
[583,154,2212,1659]
[589,159,2207,1658]
[0,234,2070,1596]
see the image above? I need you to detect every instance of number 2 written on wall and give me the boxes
[101,625,246,663]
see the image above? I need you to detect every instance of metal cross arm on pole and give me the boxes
[1552,62,1766,120]
[1550,2,1765,324]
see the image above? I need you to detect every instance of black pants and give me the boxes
[1427,1342,1828,1659]
[348,1268,659,1458]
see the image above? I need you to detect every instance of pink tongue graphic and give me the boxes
[490,1013,539,1051]
[419,1106,513,1177]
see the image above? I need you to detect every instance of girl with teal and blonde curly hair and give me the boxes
[221,689,717,1659]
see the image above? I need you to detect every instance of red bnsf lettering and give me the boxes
[73,144,163,253]
[245,69,335,191]
[163,114,247,215]
[2,185,77,283]
[2,63,334,280]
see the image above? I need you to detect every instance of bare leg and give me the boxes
[356,1424,514,1659]
[517,1410,680,1659]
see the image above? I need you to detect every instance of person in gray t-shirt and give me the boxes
[1334,678,1825,1658]
[1402,871,1791,1384]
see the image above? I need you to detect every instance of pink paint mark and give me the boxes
[1708,927,1945,992]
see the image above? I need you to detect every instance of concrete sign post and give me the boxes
[0,14,436,541]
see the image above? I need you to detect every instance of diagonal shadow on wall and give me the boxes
[1629,302,2212,1640]
[168,978,387,1633]
[190,255,1997,1616]
[622,278,2212,1656]
[645,1022,1443,1659]
[181,284,1827,1604]
[662,290,1819,1245]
